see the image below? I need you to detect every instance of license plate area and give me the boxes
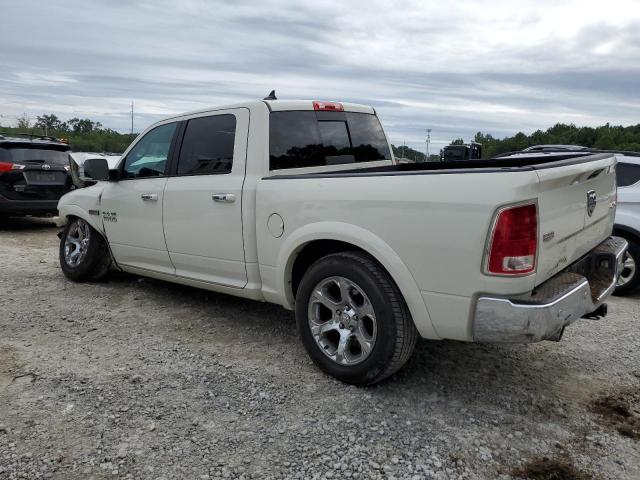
[23,171,66,185]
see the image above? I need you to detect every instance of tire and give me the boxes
[614,239,640,296]
[295,251,418,385]
[59,217,111,282]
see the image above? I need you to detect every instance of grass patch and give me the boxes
[591,387,640,440]
[512,456,592,480]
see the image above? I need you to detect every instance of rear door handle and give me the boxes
[141,193,158,201]
[212,193,236,203]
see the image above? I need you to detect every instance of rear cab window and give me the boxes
[269,109,392,172]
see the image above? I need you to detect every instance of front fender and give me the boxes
[57,204,104,234]
[276,221,439,339]
[56,185,105,233]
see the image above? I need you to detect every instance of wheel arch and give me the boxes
[614,223,640,246]
[276,222,439,339]
[57,204,104,236]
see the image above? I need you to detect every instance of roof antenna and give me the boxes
[264,90,277,100]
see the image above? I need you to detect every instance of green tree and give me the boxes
[16,113,31,129]
[35,114,65,135]
[67,117,102,134]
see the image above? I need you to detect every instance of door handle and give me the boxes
[141,193,158,201]
[212,193,236,203]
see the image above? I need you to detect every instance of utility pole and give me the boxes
[425,128,431,162]
[402,141,405,160]
[130,101,134,134]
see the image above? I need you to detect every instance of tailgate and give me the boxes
[535,154,617,285]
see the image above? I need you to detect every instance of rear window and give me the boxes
[617,162,640,188]
[269,111,391,170]
[0,146,70,165]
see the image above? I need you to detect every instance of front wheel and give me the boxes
[59,217,111,282]
[295,251,417,385]
[615,240,640,296]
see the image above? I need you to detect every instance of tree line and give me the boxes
[3,113,640,158]
[1,113,137,154]
[473,123,640,158]
[397,123,640,161]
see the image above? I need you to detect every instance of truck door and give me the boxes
[99,122,178,274]
[162,108,249,288]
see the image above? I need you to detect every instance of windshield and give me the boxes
[0,146,70,165]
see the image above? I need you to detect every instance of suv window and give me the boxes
[0,145,70,165]
[617,162,640,188]
[122,123,177,179]
[177,114,236,175]
[269,111,391,170]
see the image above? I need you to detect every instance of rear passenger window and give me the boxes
[269,111,391,170]
[617,163,640,188]
[177,115,236,175]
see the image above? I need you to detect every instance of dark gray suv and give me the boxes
[0,134,72,217]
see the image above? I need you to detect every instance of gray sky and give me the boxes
[1,0,639,152]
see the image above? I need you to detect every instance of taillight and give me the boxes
[313,101,344,112]
[486,203,538,275]
[0,162,25,172]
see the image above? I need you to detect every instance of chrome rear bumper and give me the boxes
[473,236,628,343]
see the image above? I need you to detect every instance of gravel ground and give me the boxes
[1,217,639,480]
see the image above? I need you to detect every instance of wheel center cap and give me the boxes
[340,306,357,328]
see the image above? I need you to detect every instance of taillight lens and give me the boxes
[0,162,25,172]
[486,203,538,275]
[313,101,344,112]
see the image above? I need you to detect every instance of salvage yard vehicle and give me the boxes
[0,134,72,217]
[613,153,640,294]
[440,142,482,161]
[56,98,627,385]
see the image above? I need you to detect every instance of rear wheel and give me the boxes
[295,251,417,385]
[615,239,640,295]
[59,217,111,282]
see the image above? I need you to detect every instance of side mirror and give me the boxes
[83,158,111,181]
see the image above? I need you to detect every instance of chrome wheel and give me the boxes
[307,276,377,366]
[64,219,91,267]
[617,252,636,287]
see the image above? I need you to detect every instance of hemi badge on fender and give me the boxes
[543,231,555,242]
[88,209,100,216]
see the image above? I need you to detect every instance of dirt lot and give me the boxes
[1,217,639,480]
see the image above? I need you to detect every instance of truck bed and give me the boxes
[258,151,617,340]
[268,152,613,178]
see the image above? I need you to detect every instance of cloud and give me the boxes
[0,0,638,151]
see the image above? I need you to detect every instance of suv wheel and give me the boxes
[615,239,640,295]
[59,217,111,282]
[295,251,417,385]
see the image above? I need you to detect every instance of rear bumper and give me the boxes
[473,236,628,343]
[0,195,59,215]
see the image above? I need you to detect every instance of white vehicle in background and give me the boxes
[56,98,627,385]
[613,153,640,294]
[68,152,120,188]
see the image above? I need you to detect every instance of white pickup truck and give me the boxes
[57,99,627,385]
